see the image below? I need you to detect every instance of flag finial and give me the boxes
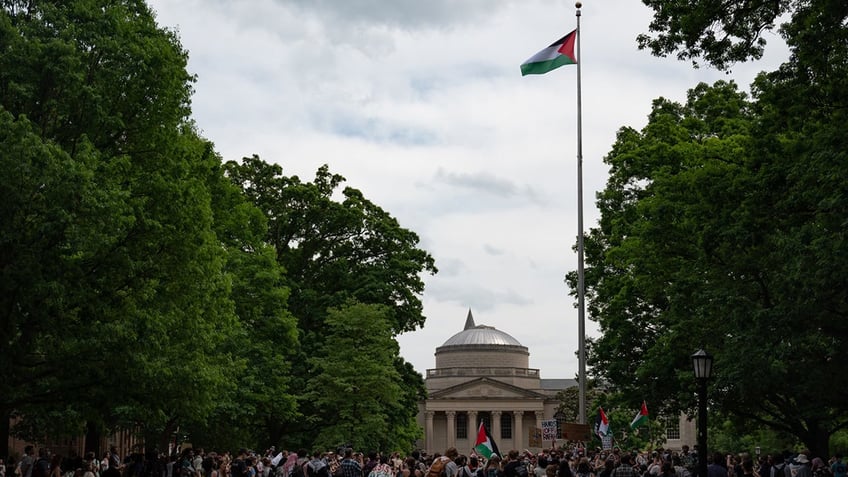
[575,2,582,8]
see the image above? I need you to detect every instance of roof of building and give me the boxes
[539,378,578,390]
[439,309,525,348]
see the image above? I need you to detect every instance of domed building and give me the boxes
[419,310,576,453]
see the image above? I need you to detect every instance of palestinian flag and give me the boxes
[594,407,610,437]
[520,29,578,76]
[630,401,649,430]
[474,421,500,459]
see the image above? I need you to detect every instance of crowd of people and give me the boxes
[3,444,847,477]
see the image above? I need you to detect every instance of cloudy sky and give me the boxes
[147,0,789,380]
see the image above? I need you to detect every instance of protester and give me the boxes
[831,456,846,477]
[610,455,637,477]
[789,453,812,477]
[340,450,362,477]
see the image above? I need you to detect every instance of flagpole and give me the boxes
[574,1,587,426]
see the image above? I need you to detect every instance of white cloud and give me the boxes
[149,0,790,380]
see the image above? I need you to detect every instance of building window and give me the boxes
[501,413,512,439]
[479,413,491,433]
[456,413,467,439]
[555,411,566,438]
[665,416,680,440]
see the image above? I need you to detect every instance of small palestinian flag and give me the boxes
[630,401,649,430]
[474,421,500,459]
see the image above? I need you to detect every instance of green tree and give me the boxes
[179,145,299,451]
[225,156,437,336]
[638,0,848,71]
[0,0,244,449]
[304,302,413,452]
[555,383,601,424]
[581,78,848,458]
[225,156,435,449]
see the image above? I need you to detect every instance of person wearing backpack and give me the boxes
[308,452,330,477]
[428,455,450,477]
[30,450,50,477]
[443,449,460,477]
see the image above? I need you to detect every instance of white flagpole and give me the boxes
[575,1,587,426]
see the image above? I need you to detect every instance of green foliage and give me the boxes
[1,0,432,453]
[180,146,299,451]
[225,156,434,449]
[555,384,602,424]
[225,156,437,337]
[581,74,848,458]
[708,418,796,457]
[303,302,411,452]
[0,0,285,450]
[637,0,848,71]
[637,0,788,69]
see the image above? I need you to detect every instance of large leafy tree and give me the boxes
[0,0,253,449]
[225,156,437,337]
[304,302,415,452]
[582,77,848,457]
[579,0,848,458]
[173,145,299,451]
[225,156,436,448]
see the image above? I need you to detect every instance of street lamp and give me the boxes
[692,349,713,477]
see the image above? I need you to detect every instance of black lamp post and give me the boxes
[692,349,713,477]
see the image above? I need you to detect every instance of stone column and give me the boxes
[492,411,502,443]
[468,410,478,436]
[535,411,545,448]
[513,411,524,450]
[446,411,457,450]
[425,411,435,453]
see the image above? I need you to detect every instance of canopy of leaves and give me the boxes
[225,156,434,449]
[638,0,848,71]
[303,302,414,452]
[0,0,298,450]
[225,156,438,338]
[581,76,848,457]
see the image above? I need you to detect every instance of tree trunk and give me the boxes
[1,407,10,458]
[84,421,102,456]
[801,420,831,459]
[160,419,178,454]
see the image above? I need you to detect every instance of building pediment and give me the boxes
[428,377,547,400]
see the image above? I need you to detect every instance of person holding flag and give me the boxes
[630,402,649,430]
[474,421,501,459]
[594,407,610,439]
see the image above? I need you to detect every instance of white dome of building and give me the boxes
[433,310,530,371]
[440,324,524,348]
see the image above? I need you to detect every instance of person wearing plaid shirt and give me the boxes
[341,450,362,477]
[612,455,639,477]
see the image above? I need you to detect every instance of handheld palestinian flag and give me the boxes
[594,407,610,438]
[520,29,578,76]
[630,401,649,430]
[474,421,500,459]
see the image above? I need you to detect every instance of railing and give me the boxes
[426,367,540,378]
